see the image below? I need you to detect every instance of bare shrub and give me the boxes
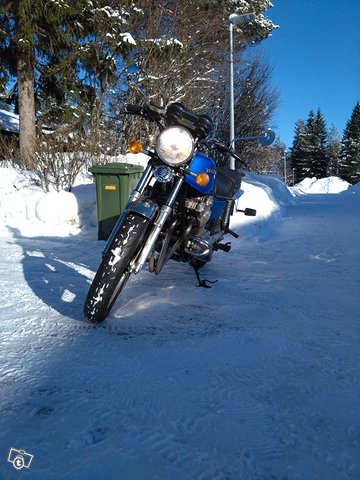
[34,130,95,192]
[0,134,19,167]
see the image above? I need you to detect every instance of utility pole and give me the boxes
[228,12,256,170]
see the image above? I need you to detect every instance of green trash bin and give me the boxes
[89,162,143,240]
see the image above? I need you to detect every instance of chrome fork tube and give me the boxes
[102,164,154,255]
[135,163,155,192]
[130,177,184,273]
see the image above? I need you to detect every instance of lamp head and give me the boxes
[229,12,256,25]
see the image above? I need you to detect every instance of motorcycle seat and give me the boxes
[214,167,244,199]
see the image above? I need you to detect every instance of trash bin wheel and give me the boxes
[84,213,150,323]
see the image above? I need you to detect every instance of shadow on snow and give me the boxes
[8,227,102,322]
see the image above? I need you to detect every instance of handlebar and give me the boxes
[202,139,248,167]
[125,104,247,166]
[125,102,212,140]
[125,104,163,123]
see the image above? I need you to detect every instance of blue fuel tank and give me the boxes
[184,152,216,195]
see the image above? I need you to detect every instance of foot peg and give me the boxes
[225,228,239,238]
[215,242,231,252]
[237,207,257,216]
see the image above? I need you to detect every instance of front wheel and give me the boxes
[84,213,150,323]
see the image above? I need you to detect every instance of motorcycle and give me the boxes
[84,69,274,323]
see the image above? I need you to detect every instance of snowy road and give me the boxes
[0,184,359,479]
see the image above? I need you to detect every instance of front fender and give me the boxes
[129,197,159,220]
[102,197,158,257]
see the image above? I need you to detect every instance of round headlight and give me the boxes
[155,126,194,166]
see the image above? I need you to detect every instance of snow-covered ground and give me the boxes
[0,166,359,480]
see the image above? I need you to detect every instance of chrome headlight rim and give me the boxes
[155,126,195,166]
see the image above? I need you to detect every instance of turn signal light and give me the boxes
[196,172,210,187]
[128,140,142,154]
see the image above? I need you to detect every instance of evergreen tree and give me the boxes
[304,109,328,178]
[339,101,360,184]
[312,108,328,177]
[290,108,328,182]
[290,119,308,182]
[301,109,317,177]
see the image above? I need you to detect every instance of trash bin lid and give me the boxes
[89,162,143,175]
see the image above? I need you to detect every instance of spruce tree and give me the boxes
[290,119,308,182]
[303,109,317,177]
[303,109,328,178]
[291,108,328,182]
[312,108,328,177]
[339,101,360,184]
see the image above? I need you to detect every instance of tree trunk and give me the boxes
[17,45,36,170]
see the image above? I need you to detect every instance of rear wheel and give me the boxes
[84,213,150,323]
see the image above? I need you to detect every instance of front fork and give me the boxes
[129,177,184,274]
[102,162,184,274]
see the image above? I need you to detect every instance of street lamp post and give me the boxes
[228,12,256,170]
[284,149,288,184]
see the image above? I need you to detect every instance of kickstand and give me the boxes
[194,267,218,289]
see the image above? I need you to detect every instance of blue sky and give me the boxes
[256,0,360,147]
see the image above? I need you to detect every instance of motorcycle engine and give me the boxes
[185,195,213,234]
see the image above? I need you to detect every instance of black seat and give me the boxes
[214,167,244,198]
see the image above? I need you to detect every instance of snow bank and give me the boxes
[123,152,151,168]
[291,176,350,195]
[122,155,296,227]
[232,172,295,229]
[0,167,97,237]
[0,164,296,238]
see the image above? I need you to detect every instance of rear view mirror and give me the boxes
[258,129,275,146]
[230,128,275,148]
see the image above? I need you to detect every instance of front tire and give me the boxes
[84,213,150,323]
